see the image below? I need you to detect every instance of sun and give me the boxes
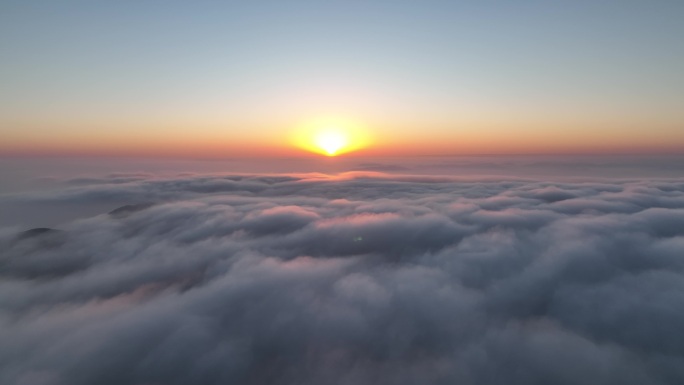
[291,118,371,157]
[314,129,347,156]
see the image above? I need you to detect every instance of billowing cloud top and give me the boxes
[2,172,684,384]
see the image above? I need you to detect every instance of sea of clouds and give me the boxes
[2,170,684,384]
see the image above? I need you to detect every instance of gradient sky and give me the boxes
[1,0,683,157]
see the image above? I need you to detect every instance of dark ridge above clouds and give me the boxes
[352,163,412,172]
[108,203,155,218]
[16,227,59,239]
[1,172,684,384]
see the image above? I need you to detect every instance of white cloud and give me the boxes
[1,172,684,384]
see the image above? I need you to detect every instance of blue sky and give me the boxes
[1,0,683,155]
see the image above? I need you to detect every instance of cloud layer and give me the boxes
[2,172,684,384]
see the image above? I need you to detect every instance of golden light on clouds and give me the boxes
[291,117,372,156]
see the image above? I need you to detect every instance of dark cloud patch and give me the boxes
[525,186,578,202]
[1,173,684,384]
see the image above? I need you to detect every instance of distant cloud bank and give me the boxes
[2,172,684,384]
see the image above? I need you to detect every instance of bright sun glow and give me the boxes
[291,118,371,157]
[315,130,347,156]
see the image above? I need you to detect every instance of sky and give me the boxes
[1,0,683,157]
